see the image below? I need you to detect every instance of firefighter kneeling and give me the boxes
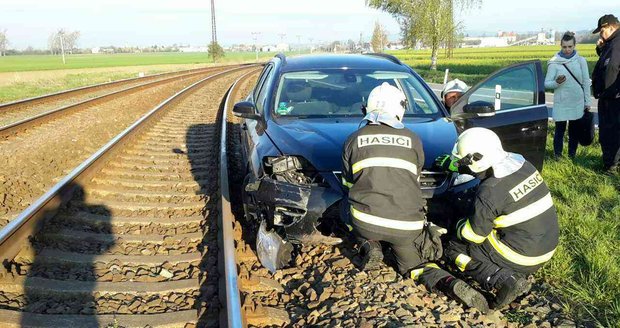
[436,127,559,309]
[341,83,489,312]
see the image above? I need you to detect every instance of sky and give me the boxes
[0,0,618,50]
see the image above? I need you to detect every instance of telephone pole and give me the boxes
[251,32,261,61]
[59,30,66,64]
[210,0,217,45]
[210,0,217,62]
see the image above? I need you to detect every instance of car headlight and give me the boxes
[263,155,326,186]
[453,173,475,186]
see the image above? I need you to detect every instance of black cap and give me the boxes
[593,14,619,34]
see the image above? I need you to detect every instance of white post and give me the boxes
[443,68,449,84]
[59,32,66,64]
[251,32,260,62]
[495,84,502,111]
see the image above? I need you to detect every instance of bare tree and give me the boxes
[371,22,389,53]
[0,29,9,56]
[48,29,80,55]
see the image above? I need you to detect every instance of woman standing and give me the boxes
[545,31,592,159]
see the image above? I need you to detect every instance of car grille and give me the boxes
[333,170,448,189]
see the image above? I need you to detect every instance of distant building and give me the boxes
[387,41,405,50]
[461,31,519,48]
[91,47,115,54]
[261,45,278,52]
[179,46,208,53]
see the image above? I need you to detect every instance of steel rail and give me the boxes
[0,65,253,275]
[0,65,239,138]
[219,69,258,328]
[0,65,237,109]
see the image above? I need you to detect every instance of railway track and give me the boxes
[0,66,259,327]
[0,65,244,137]
[0,65,249,229]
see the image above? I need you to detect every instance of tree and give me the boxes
[48,29,80,55]
[371,22,389,53]
[367,0,480,69]
[208,42,224,62]
[0,29,8,56]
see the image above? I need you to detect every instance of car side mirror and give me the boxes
[233,101,261,120]
[463,101,495,117]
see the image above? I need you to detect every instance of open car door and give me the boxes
[449,60,548,171]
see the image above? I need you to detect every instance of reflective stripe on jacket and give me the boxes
[457,161,559,266]
[342,123,426,232]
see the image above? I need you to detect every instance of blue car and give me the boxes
[233,53,548,265]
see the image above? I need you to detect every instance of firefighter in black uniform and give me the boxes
[435,127,559,308]
[341,83,489,312]
[592,14,620,175]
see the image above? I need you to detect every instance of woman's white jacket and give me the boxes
[544,52,592,122]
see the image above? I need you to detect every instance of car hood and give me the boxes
[266,117,458,172]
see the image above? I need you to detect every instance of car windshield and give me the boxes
[273,69,441,118]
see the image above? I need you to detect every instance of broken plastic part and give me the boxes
[256,221,293,273]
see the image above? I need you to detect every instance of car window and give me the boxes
[255,65,275,115]
[273,69,440,117]
[253,65,273,102]
[401,79,438,115]
[467,66,536,111]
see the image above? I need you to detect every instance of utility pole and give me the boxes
[251,32,260,61]
[59,30,66,64]
[210,0,217,62]
[296,35,301,55]
[308,38,314,54]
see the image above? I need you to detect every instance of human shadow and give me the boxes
[20,183,113,327]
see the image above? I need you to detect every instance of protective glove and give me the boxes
[434,154,459,172]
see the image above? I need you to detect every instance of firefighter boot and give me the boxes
[359,240,383,270]
[448,278,490,313]
[493,275,531,309]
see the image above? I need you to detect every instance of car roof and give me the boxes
[278,54,411,72]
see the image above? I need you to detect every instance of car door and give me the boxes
[240,64,274,167]
[450,61,548,171]
[243,63,278,176]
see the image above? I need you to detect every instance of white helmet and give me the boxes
[441,79,469,99]
[365,82,407,129]
[452,127,508,173]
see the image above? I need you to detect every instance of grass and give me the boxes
[539,124,620,327]
[0,71,144,103]
[0,51,286,73]
[389,44,599,84]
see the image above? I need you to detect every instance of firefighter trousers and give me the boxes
[354,221,454,291]
[443,239,541,290]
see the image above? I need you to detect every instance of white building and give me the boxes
[179,46,209,53]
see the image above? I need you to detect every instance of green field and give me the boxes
[389,44,599,84]
[540,126,620,327]
[0,51,284,73]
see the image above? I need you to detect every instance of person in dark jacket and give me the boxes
[341,82,489,312]
[592,14,620,175]
[435,128,559,309]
